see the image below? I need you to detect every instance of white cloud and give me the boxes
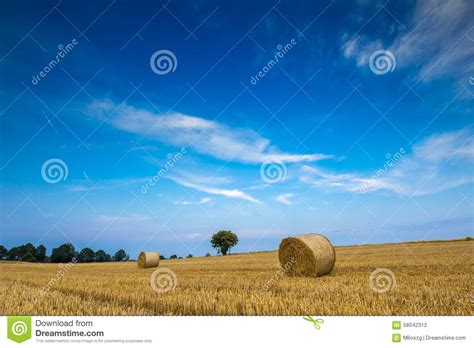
[173,197,212,205]
[184,233,205,240]
[342,0,474,84]
[97,214,151,223]
[87,100,333,164]
[300,165,391,193]
[129,145,160,152]
[168,176,261,203]
[343,37,383,66]
[390,129,474,195]
[275,193,295,205]
[69,177,147,192]
[412,129,474,161]
[247,183,270,190]
[388,0,474,82]
[301,129,474,196]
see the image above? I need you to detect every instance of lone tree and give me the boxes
[211,230,238,256]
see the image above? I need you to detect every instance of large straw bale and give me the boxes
[137,252,160,269]
[278,234,335,277]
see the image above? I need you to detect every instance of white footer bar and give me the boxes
[1,316,471,347]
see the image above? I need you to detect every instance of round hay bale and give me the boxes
[278,234,335,277]
[137,252,160,269]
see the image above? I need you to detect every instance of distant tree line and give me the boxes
[0,243,129,263]
[0,243,46,262]
[0,230,240,263]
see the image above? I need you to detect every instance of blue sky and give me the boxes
[0,0,473,257]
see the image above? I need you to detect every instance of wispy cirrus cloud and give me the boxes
[275,193,295,205]
[69,177,147,192]
[184,233,205,240]
[97,213,151,223]
[301,129,474,196]
[342,0,474,86]
[388,0,474,83]
[173,197,212,205]
[87,99,333,164]
[300,165,399,193]
[168,176,261,203]
[342,37,383,67]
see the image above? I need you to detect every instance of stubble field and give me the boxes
[0,239,472,316]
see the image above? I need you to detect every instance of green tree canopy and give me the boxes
[6,243,47,262]
[77,247,95,262]
[51,243,76,263]
[7,246,20,260]
[36,245,47,262]
[0,245,7,259]
[20,243,37,262]
[211,230,238,256]
[95,250,111,262]
[114,249,127,261]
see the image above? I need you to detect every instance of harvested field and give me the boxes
[0,239,472,315]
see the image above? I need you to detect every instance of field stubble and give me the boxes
[0,240,472,315]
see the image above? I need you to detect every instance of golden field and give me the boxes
[0,239,472,316]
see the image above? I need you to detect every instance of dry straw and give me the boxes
[137,252,160,269]
[278,234,335,277]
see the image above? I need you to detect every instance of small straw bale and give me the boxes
[278,234,335,277]
[137,251,160,269]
